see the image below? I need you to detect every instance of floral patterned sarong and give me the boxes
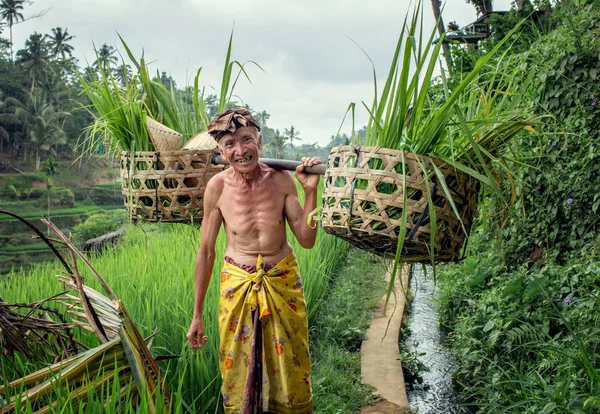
[218,252,313,414]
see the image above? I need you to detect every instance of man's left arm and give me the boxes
[283,157,321,249]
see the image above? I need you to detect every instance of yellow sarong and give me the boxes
[218,252,313,413]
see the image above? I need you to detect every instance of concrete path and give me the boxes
[360,263,412,414]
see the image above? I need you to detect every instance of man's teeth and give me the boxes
[236,157,251,163]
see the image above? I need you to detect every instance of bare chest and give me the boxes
[219,180,286,231]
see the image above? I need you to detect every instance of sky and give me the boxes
[11,0,514,147]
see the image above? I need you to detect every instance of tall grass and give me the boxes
[79,31,260,156]
[338,2,548,304]
[1,181,346,411]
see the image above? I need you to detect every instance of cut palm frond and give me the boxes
[0,297,80,363]
[0,215,171,413]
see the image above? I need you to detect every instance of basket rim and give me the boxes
[329,144,446,162]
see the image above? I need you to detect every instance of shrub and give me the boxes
[437,252,600,413]
[72,210,126,243]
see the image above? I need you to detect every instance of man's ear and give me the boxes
[216,142,225,159]
[258,133,263,150]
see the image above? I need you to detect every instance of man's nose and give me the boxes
[233,141,245,153]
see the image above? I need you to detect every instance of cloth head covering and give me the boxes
[207,108,261,142]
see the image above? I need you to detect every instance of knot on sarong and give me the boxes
[250,268,266,290]
[247,255,269,317]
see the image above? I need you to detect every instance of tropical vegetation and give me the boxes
[435,1,600,412]
[2,0,600,412]
[331,2,550,308]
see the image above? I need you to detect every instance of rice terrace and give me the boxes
[1,0,600,413]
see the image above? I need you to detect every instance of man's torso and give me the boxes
[215,165,293,267]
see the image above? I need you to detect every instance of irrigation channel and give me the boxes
[404,265,470,414]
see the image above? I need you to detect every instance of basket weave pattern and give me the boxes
[120,150,225,223]
[146,117,183,151]
[321,146,479,262]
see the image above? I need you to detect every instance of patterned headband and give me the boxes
[207,108,261,142]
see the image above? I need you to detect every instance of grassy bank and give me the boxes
[0,204,122,222]
[436,235,600,413]
[310,249,386,412]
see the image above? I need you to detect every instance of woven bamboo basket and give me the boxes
[321,145,479,262]
[146,117,183,151]
[120,149,225,223]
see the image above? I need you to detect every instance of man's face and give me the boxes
[217,126,263,173]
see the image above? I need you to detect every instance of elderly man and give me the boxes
[186,108,321,413]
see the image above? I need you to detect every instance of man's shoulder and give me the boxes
[205,170,227,192]
[266,166,296,190]
[263,165,291,180]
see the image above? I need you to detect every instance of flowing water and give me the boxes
[405,265,471,414]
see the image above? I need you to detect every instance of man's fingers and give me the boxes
[189,334,209,349]
[186,326,208,349]
[300,157,321,169]
[305,157,321,167]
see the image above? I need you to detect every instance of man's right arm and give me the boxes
[186,177,223,348]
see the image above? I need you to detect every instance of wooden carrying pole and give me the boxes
[211,153,327,175]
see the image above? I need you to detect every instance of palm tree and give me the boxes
[27,104,69,169]
[93,43,118,71]
[0,0,25,63]
[256,110,270,127]
[113,63,132,87]
[2,90,69,168]
[38,72,68,110]
[268,129,287,159]
[284,125,301,158]
[15,32,51,88]
[45,27,74,60]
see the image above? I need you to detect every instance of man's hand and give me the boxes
[186,318,208,349]
[295,157,322,191]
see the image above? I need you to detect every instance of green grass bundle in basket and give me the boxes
[79,33,257,223]
[321,3,546,270]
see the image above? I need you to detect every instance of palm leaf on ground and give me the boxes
[0,218,171,413]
